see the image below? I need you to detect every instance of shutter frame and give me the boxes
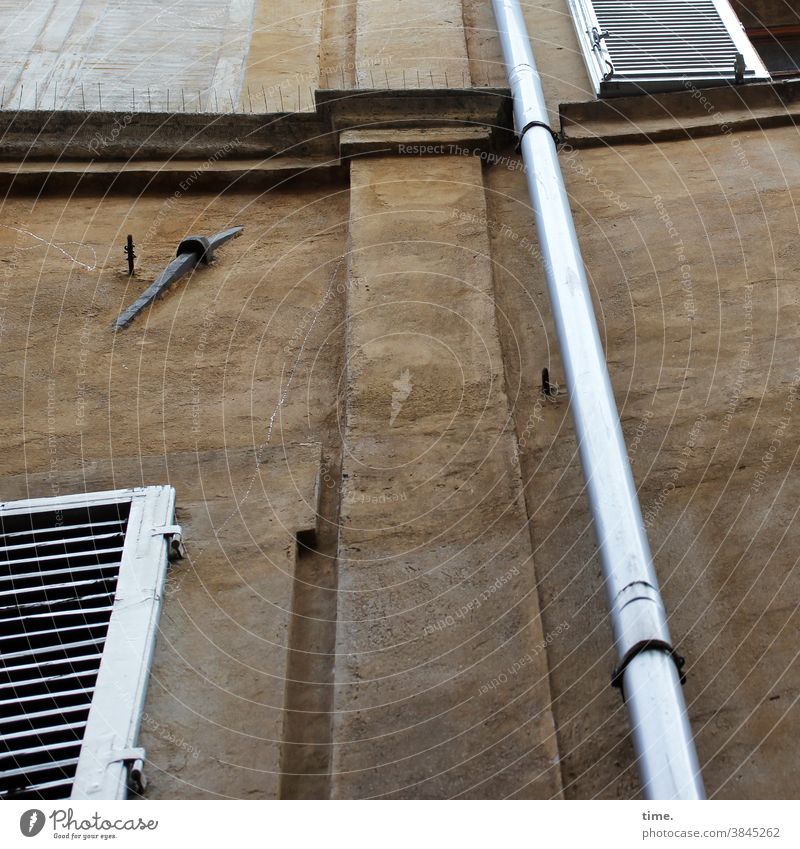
[567,0,770,95]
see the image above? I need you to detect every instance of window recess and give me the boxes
[0,487,180,800]
[746,25,800,78]
[567,0,770,95]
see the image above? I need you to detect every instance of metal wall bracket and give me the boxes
[734,52,746,84]
[516,120,560,150]
[114,226,243,330]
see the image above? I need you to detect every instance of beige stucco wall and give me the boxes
[1,1,261,112]
[464,0,593,120]
[487,124,800,798]
[1,0,590,115]
[2,0,799,801]
[0,185,349,798]
[330,154,561,798]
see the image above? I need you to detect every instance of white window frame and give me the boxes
[0,486,178,800]
[567,0,770,96]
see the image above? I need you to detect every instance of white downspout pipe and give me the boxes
[490,0,705,800]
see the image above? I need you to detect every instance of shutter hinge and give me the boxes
[78,740,148,798]
[111,746,148,796]
[152,523,185,561]
[591,27,609,50]
[589,28,614,80]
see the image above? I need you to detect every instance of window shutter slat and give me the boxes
[567,0,770,95]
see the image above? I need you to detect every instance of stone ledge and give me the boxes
[560,78,800,147]
[0,88,512,164]
[0,157,345,194]
[339,126,492,159]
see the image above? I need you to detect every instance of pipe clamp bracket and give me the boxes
[611,639,687,696]
[516,120,560,150]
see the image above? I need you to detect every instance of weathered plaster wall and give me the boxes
[0,1,259,112]
[1,0,496,113]
[242,0,324,112]
[330,154,562,798]
[0,185,349,797]
[2,0,799,802]
[463,0,593,122]
[354,0,471,88]
[487,124,800,798]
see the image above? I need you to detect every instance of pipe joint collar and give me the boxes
[612,583,672,657]
[611,583,686,695]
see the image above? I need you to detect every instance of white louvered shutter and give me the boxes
[0,487,179,800]
[567,0,770,95]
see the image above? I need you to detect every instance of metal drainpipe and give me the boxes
[490,0,705,800]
